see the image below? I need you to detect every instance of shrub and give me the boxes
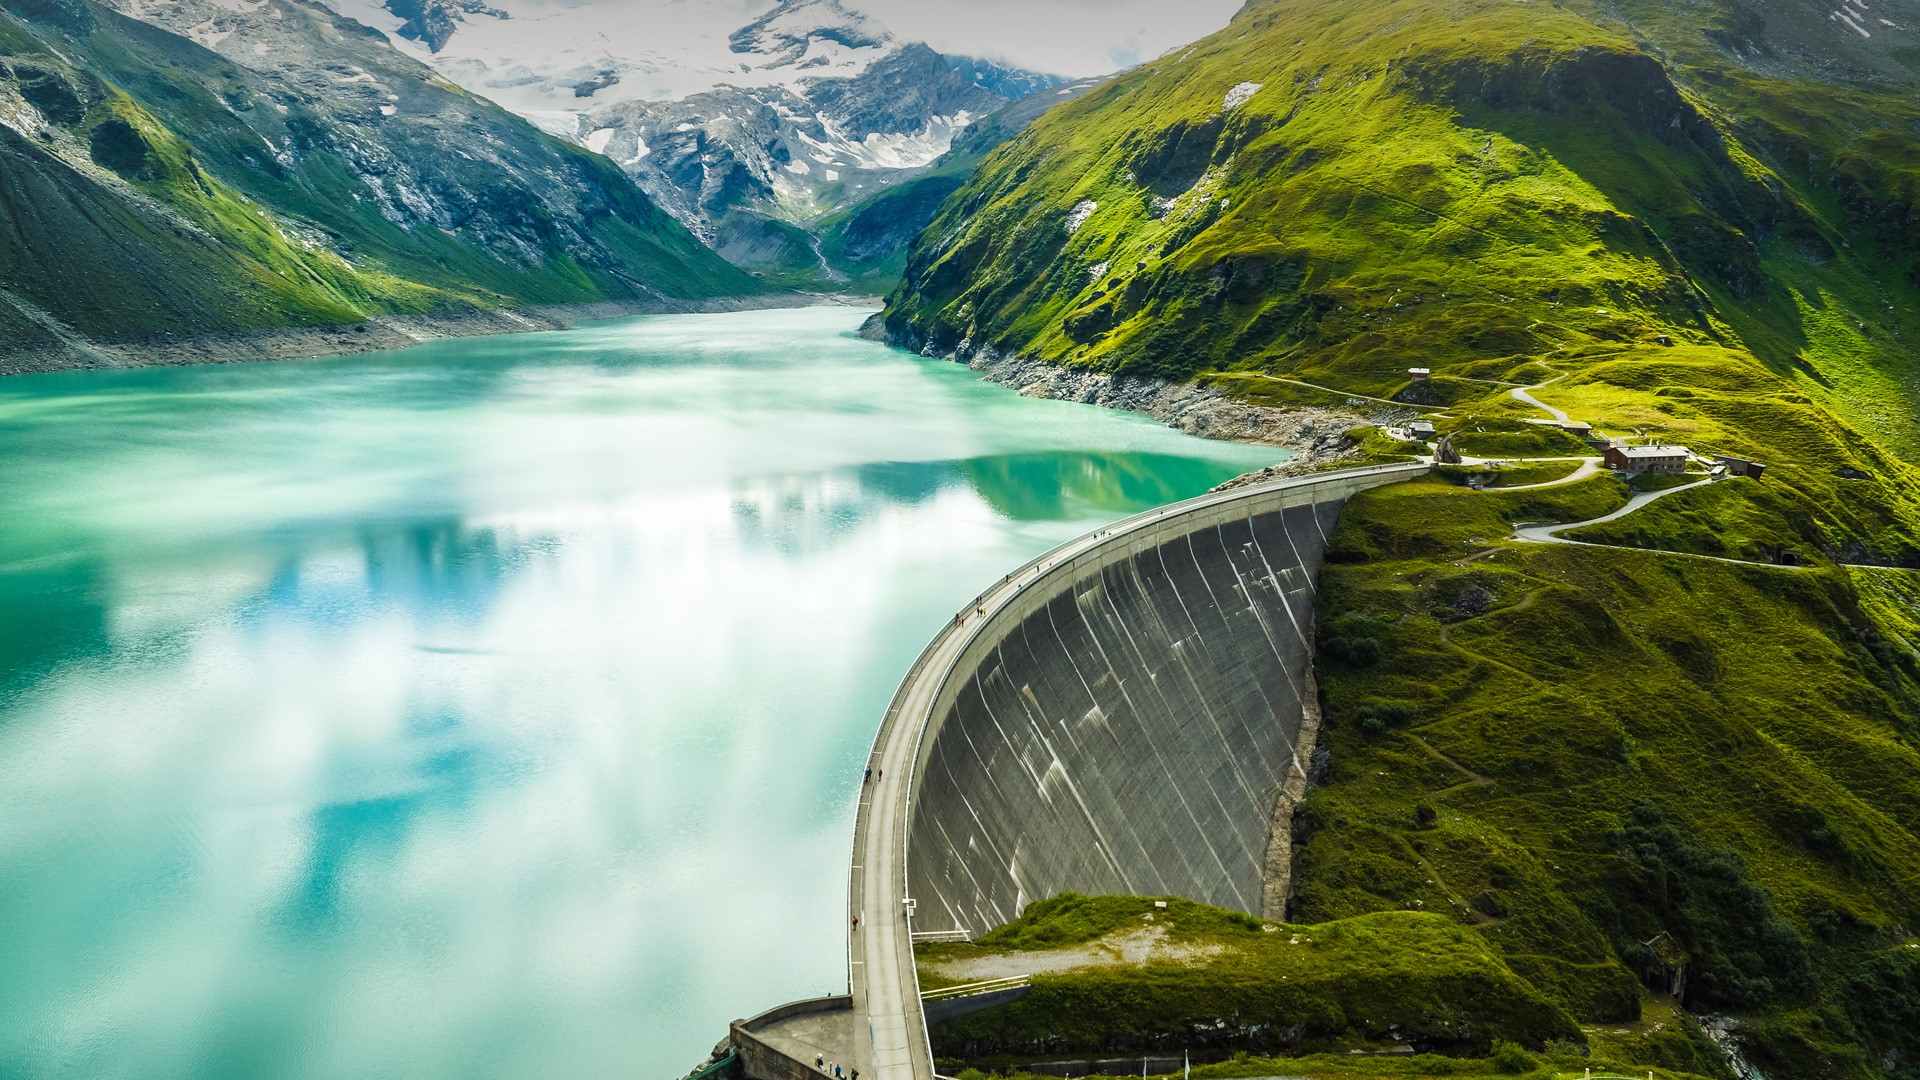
[1324,635,1383,666]
[1619,803,1813,1011]
[1489,1039,1536,1073]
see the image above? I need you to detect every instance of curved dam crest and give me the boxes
[904,463,1424,934]
[738,461,1428,1080]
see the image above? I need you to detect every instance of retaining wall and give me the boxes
[731,996,853,1080]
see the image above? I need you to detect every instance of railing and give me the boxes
[920,975,1030,1003]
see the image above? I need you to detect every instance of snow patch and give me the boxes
[584,127,615,154]
[522,110,582,138]
[1065,200,1096,234]
[1223,81,1263,110]
[785,160,811,174]
[1832,9,1873,36]
[1088,260,1110,280]
[379,103,397,116]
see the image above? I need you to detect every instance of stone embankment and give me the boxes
[862,317,1369,472]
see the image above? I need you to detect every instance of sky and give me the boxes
[331,0,1254,114]
[852,0,1248,75]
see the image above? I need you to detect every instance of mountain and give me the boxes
[703,75,1103,293]
[576,41,1007,233]
[309,0,1073,287]
[879,0,1920,452]
[875,0,1920,1074]
[0,0,758,370]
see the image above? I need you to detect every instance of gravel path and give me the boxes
[920,925,1230,983]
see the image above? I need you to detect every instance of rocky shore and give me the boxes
[862,316,1371,479]
[0,293,815,378]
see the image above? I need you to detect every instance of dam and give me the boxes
[731,461,1428,1080]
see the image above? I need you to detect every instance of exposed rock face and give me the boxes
[581,43,1010,233]
[866,312,1366,467]
[0,0,753,365]
[91,0,741,282]
[969,350,1365,456]
[384,0,502,51]
[727,0,887,65]
[302,0,1072,283]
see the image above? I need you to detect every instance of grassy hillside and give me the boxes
[1280,296,1920,1078]
[918,894,1589,1066]
[877,0,1920,454]
[0,0,759,355]
[878,0,1920,1075]
[1303,462,1920,1078]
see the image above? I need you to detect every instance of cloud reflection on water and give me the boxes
[0,309,1283,1078]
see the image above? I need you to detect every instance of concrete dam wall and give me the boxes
[904,463,1426,935]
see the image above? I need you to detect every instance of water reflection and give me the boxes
[0,558,111,704]
[0,308,1284,1079]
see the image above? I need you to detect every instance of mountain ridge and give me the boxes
[300,0,1075,287]
[0,0,766,372]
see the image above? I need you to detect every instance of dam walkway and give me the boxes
[745,461,1430,1080]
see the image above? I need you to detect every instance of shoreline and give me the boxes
[863,315,1373,478]
[0,292,836,378]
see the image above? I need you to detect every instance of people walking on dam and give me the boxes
[863,767,871,783]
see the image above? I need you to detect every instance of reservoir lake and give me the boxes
[0,307,1285,1078]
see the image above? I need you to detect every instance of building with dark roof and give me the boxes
[1603,444,1690,474]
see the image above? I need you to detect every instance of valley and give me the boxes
[5,0,1920,1077]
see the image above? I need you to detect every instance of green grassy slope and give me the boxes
[918,894,1586,1064]
[1305,469,1920,1079]
[877,0,1920,455]
[878,1,1920,1075]
[0,0,758,351]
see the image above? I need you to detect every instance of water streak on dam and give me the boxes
[904,463,1427,934]
[739,462,1427,1080]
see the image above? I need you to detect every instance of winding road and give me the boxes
[1511,475,1716,545]
[1510,385,1569,423]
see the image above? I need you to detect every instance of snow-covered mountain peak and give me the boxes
[728,0,892,66]
[297,0,1074,263]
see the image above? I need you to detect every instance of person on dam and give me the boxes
[864,768,872,783]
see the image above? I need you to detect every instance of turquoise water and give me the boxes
[0,307,1284,1079]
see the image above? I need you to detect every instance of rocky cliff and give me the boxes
[305,0,1073,288]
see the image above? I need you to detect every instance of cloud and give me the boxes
[849,0,1247,76]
